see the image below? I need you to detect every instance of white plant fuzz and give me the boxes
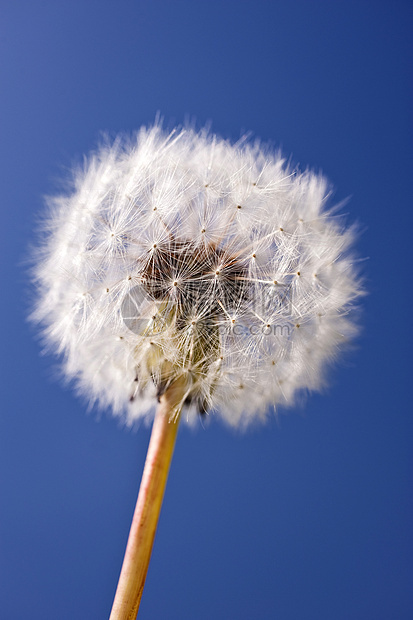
[32,124,361,427]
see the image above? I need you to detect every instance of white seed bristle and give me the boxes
[31,123,362,428]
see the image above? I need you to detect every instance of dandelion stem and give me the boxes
[109,379,184,619]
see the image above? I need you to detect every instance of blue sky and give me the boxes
[1,1,412,618]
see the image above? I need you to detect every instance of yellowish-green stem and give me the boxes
[109,380,184,619]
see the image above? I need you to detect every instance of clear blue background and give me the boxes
[1,1,412,618]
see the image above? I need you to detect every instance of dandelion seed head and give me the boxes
[32,123,361,427]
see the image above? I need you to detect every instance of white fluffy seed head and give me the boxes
[31,124,362,427]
